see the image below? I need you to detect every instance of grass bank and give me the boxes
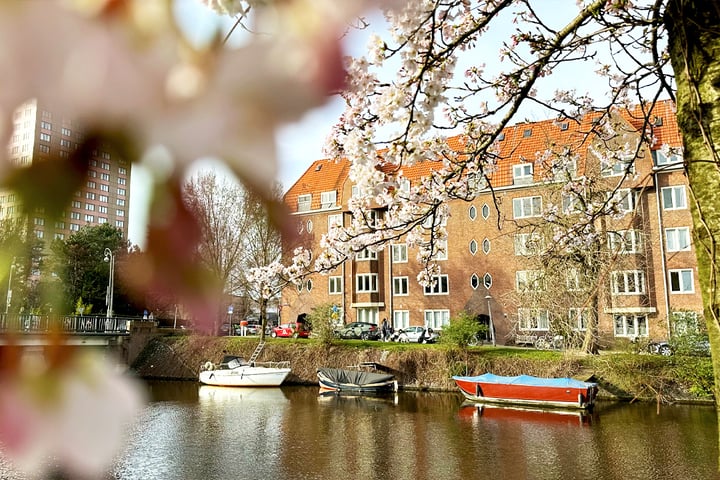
[130,335,715,404]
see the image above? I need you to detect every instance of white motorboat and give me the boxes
[199,355,291,387]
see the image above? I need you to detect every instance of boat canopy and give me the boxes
[453,373,596,388]
[318,368,395,386]
[219,355,248,369]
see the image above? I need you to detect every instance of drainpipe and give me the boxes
[654,169,671,338]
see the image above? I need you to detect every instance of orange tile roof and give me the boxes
[284,99,681,213]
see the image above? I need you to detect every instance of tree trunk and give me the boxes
[665,0,720,418]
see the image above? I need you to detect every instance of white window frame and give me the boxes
[661,186,687,210]
[423,275,449,295]
[393,310,410,330]
[320,190,337,209]
[607,230,643,254]
[568,308,591,331]
[562,193,582,214]
[297,194,311,212]
[514,232,543,256]
[512,196,542,219]
[329,276,343,295]
[513,163,533,185]
[356,248,377,261]
[356,307,379,324]
[431,238,448,261]
[355,273,378,293]
[516,270,545,292]
[654,150,683,166]
[665,227,691,252]
[608,189,636,213]
[328,214,343,230]
[669,269,694,294]
[392,276,409,296]
[614,314,648,337]
[602,155,635,177]
[391,244,408,263]
[611,270,646,295]
[518,308,549,331]
[424,309,450,330]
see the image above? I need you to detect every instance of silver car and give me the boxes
[398,326,439,343]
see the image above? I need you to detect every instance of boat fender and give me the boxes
[204,361,214,371]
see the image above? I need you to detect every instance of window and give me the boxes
[562,193,582,214]
[61,127,71,136]
[306,219,313,233]
[614,314,648,337]
[115,220,124,228]
[116,199,125,206]
[305,279,313,292]
[513,163,533,185]
[611,270,646,295]
[99,195,109,203]
[661,186,687,210]
[654,150,682,166]
[116,209,125,217]
[320,191,337,209]
[328,214,343,230]
[297,194,311,212]
[54,233,65,240]
[85,203,95,211]
[483,273,493,289]
[432,239,448,261]
[118,177,126,185]
[468,205,477,220]
[602,155,634,176]
[39,145,49,153]
[469,239,478,255]
[40,121,52,130]
[393,276,409,296]
[481,204,490,220]
[518,308,549,330]
[87,181,96,189]
[100,184,110,192]
[393,310,410,330]
[482,238,491,254]
[70,212,80,220]
[85,214,94,222]
[98,217,108,224]
[356,248,377,261]
[568,308,591,331]
[39,132,51,142]
[355,274,378,293]
[391,244,407,263]
[86,192,96,200]
[328,276,342,295]
[118,167,127,175]
[60,139,72,148]
[117,188,126,196]
[470,273,480,290]
[566,269,581,291]
[608,189,636,213]
[102,152,111,160]
[33,217,44,226]
[669,269,694,293]
[101,162,110,170]
[516,270,545,292]
[424,309,450,330]
[34,232,43,242]
[70,223,80,231]
[356,307,379,324]
[512,196,542,219]
[514,232,543,256]
[424,275,449,295]
[607,230,643,254]
[665,227,691,252]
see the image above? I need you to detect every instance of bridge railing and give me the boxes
[0,314,133,334]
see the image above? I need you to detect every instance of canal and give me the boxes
[1,380,717,479]
[113,381,717,480]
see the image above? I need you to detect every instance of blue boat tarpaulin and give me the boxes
[452,373,596,388]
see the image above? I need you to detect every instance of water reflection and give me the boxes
[87,383,720,479]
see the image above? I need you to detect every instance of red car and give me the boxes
[270,322,310,338]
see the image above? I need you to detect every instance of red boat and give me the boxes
[452,373,598,410]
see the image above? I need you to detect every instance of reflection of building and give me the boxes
[282,100,703,345]
[1,99,131,240]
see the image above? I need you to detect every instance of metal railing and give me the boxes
[0,314,132,334]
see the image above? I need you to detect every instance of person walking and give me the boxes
[381,318,389,341]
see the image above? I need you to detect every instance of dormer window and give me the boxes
[320,190,337,209]
[297,194,311,212]
[513,163,533,185]
[559,122,569,131]
[522,128,532,137]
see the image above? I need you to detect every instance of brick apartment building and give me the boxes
[281,100,703,347]
[0,99,131,241]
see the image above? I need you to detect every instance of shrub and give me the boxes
[440,311,487,349]
[306,303,339,345]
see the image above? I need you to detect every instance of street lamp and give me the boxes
[485,294,496,346]
[103,248,115,319]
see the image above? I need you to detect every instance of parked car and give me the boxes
[397,326,439,344]
[335,322,381,340]
[245,321,261,335]
[271,322,310,338]
[648,337,711,357]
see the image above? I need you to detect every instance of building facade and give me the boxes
[281,100,703,347]
[0,99,131,241]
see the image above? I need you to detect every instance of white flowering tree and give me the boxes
[312,1,719,402]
